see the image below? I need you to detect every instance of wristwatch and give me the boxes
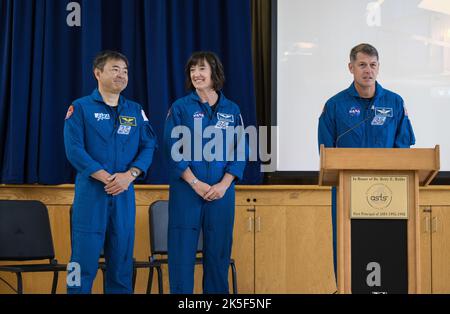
[189,178,199,186]
[130,168,140,178]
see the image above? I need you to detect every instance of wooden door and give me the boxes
[255,205,337,293]
[431,206,450,293]
[420,206,431,294]
[231,205,255,293]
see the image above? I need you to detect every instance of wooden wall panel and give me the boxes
[0,184,449,294]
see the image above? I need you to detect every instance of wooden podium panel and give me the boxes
[319,146,440,294]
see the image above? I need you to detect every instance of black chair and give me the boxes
[0,200,67,294]
[69,206,150,293]
[147,200,238,294]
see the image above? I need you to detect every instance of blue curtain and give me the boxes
[0,0,261,184]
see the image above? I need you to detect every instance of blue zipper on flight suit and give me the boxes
[111,105,119,180]
[201,102,212,184]
[202,100,221,185]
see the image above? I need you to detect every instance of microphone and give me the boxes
[335,105,375,148]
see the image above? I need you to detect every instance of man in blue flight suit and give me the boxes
[164,52,247,293]
[318,43,415,279]
[64,51,157,294]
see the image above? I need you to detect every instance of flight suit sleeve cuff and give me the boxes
[130,163,147,178]
[81,163,104,178]
[173,161,190,178]
[225,166,244,182]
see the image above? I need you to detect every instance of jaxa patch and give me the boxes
[217,112,234,123]
[193,111,205,119]
[65,105,74,120]
[215,120,229,129]
[349,107,361,117]
[375,107,393,118]
[119,116,136,126]
[94,113,110,121]
[117,125,131,135]
[371,116,386,126]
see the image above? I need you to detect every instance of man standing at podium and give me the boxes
[317,43,416,277]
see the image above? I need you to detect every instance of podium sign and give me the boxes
[350,176,408,219]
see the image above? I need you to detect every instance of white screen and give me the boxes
[277,0,450,171]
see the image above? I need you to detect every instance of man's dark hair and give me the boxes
[185,51,225,91]
[350,43,379,62]
[93,50,129,72]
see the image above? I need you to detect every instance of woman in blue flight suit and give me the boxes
[164,52,247,294]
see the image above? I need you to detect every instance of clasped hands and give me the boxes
[192,180,230,202]
[92,170,135,196]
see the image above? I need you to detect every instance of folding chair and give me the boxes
[146,200,238,294]
[0,200,67,294]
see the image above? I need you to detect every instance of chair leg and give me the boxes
[146,267,154,294]
[230,261,238,294]
[51,271,59,294]
[156,266,163,294]
[16,272,23,294]
[132,266,137,293]
[101,268,106,293]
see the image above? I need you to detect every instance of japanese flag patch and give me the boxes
[141,109,149,122]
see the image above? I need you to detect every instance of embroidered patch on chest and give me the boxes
[94,113,110,121]
[215,121,230,129]
[217,112,234,123]
[375,107,393,118]
[117,125,132,135]
[349,107,361,117]
[119,116,136,126]
[371,116,387,126]
[193,111,205,119]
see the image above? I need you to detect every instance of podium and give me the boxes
[319,145,440,294]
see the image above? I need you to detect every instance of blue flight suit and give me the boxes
[164,91,247,294]
[318,81,415,277]
[64,89,157,294]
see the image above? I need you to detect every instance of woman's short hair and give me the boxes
[185,51,225,91]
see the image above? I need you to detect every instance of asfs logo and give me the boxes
[366,184,393,209]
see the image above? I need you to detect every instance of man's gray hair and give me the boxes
[350,43,379,62]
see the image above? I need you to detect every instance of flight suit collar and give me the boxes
[347,81,385,99]
[189,90,225,105]
[91,88,126,108]
[190,90,226,117]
